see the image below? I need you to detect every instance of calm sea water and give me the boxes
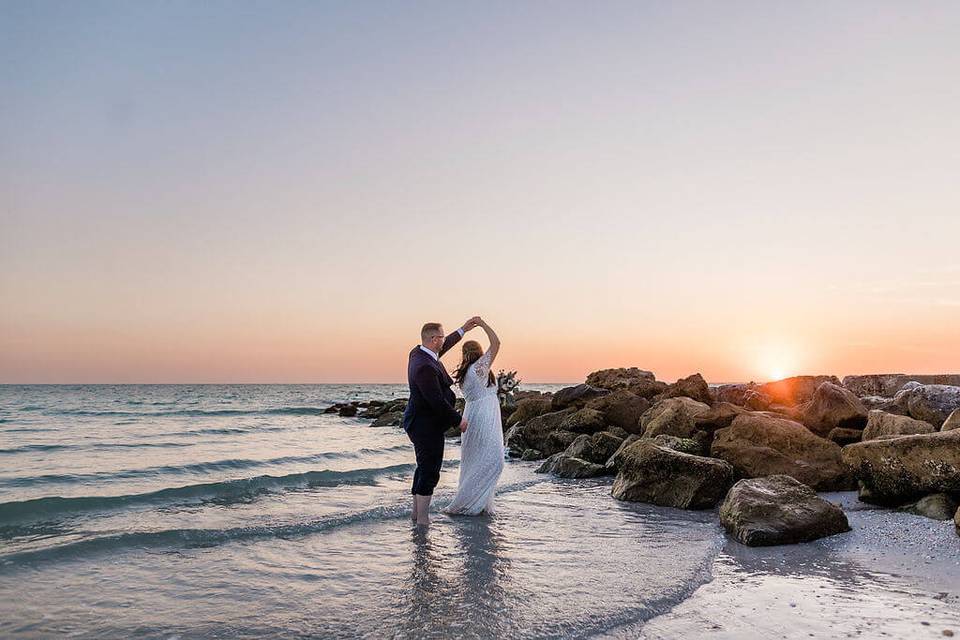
[0,384,725,639]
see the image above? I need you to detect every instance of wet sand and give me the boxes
[602,492,960,639]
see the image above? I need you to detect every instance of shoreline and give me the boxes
[603,491,960,639]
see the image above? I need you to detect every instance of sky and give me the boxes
[1,1,959,384]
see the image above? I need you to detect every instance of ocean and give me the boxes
[1,384,958,639]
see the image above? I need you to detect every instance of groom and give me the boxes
[403,317,480,526]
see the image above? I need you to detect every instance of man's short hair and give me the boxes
[421,322,443,341]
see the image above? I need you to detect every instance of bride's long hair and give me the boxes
[453,340,496,388]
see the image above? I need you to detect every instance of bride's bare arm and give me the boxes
[479,318,500,364]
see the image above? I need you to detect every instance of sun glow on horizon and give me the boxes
[752,340,804,384]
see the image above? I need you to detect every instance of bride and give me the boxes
[444,317,505,515]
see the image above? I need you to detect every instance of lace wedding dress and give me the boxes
[445,350,505,515]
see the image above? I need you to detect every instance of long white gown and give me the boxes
[445,349,505,515]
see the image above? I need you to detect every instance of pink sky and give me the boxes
[2,2,959,383]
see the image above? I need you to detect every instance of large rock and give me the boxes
[719,475,851,546]
[586,390,651,433]
[860,395,898,412]
[506,397,554,427]
[943,409,960,432]
[371,411,403,427]
[585,367,656,390]
[715,384,760,406]
[904,384,960,428]
[842,374,960,398]
[711,412,851,490]
[564,434,598,462]
[841,430,960,504]
[611,440,734,509]
[536,453,607,478]
[694,402,748,432]
[521,408,577,455]
[551,384,609,410]
[605,434,641,472]
[903,493,958,521]
[563,431,624,466]
[592,431,626,462]
[547,430,580,454]
[861,410,934,441]
[651,434,706,456]
[513,390,551,402]
[801,382,868,437]
[640,397,711,439]
[628,378,670,400]
[659,373,713,405]
[504,424,528,456]
[559,408,607,434]
[758,375,842,407]
[827,427,863,446]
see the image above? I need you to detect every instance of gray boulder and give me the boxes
[861,410,934,441]
[585,367,656,390]
[843,374,960,398]
[551,384,609,410]
[943,409,960,432]
[536,453,606,478]
[640,397,711,439]
[801,382,868,437]
[506,397,554,427]
[586,390,651,433]
[903,493,958,521]
[611,440,734,509]
[522,408,576,455]
[719,475,851,546]
[559,408,607,434]
[371,411,403,427]
[604,434,641,472]
[504,424,528,456]
[563,431,624,467]
[694,402,748,432]
[827,427,863,446]
[905,384,960,428]
[841,430,960,504]
[659,373,713,405]
[711,412,851,491]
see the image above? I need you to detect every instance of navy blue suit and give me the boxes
[403,331,463,496]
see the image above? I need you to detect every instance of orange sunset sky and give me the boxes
[2,2,959,384]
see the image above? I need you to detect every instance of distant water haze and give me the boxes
[2,2,959,383]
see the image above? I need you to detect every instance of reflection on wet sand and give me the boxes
[399,516,510,639]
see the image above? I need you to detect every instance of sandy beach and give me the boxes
[619,492,960,639]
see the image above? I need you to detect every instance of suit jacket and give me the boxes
[402,332,463,435]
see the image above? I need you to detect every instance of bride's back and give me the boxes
[460,351,497,402]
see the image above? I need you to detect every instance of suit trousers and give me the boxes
[407,427,445,496]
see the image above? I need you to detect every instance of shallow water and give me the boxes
[2,384,958,639]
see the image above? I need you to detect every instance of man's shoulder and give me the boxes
[408,347,433,367]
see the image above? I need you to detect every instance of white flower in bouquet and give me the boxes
[496,370,521,406]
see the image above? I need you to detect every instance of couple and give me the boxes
[401,316,504,526]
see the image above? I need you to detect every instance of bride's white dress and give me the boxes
[445,349,505,515]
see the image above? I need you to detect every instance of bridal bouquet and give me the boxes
[496,370,521,406]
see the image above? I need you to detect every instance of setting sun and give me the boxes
[752,341,802,383]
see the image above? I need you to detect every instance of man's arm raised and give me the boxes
[438,316,480,358]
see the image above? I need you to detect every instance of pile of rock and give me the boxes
[502,368,960,546]
[332,367,960,546]
[325,398,409,424]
